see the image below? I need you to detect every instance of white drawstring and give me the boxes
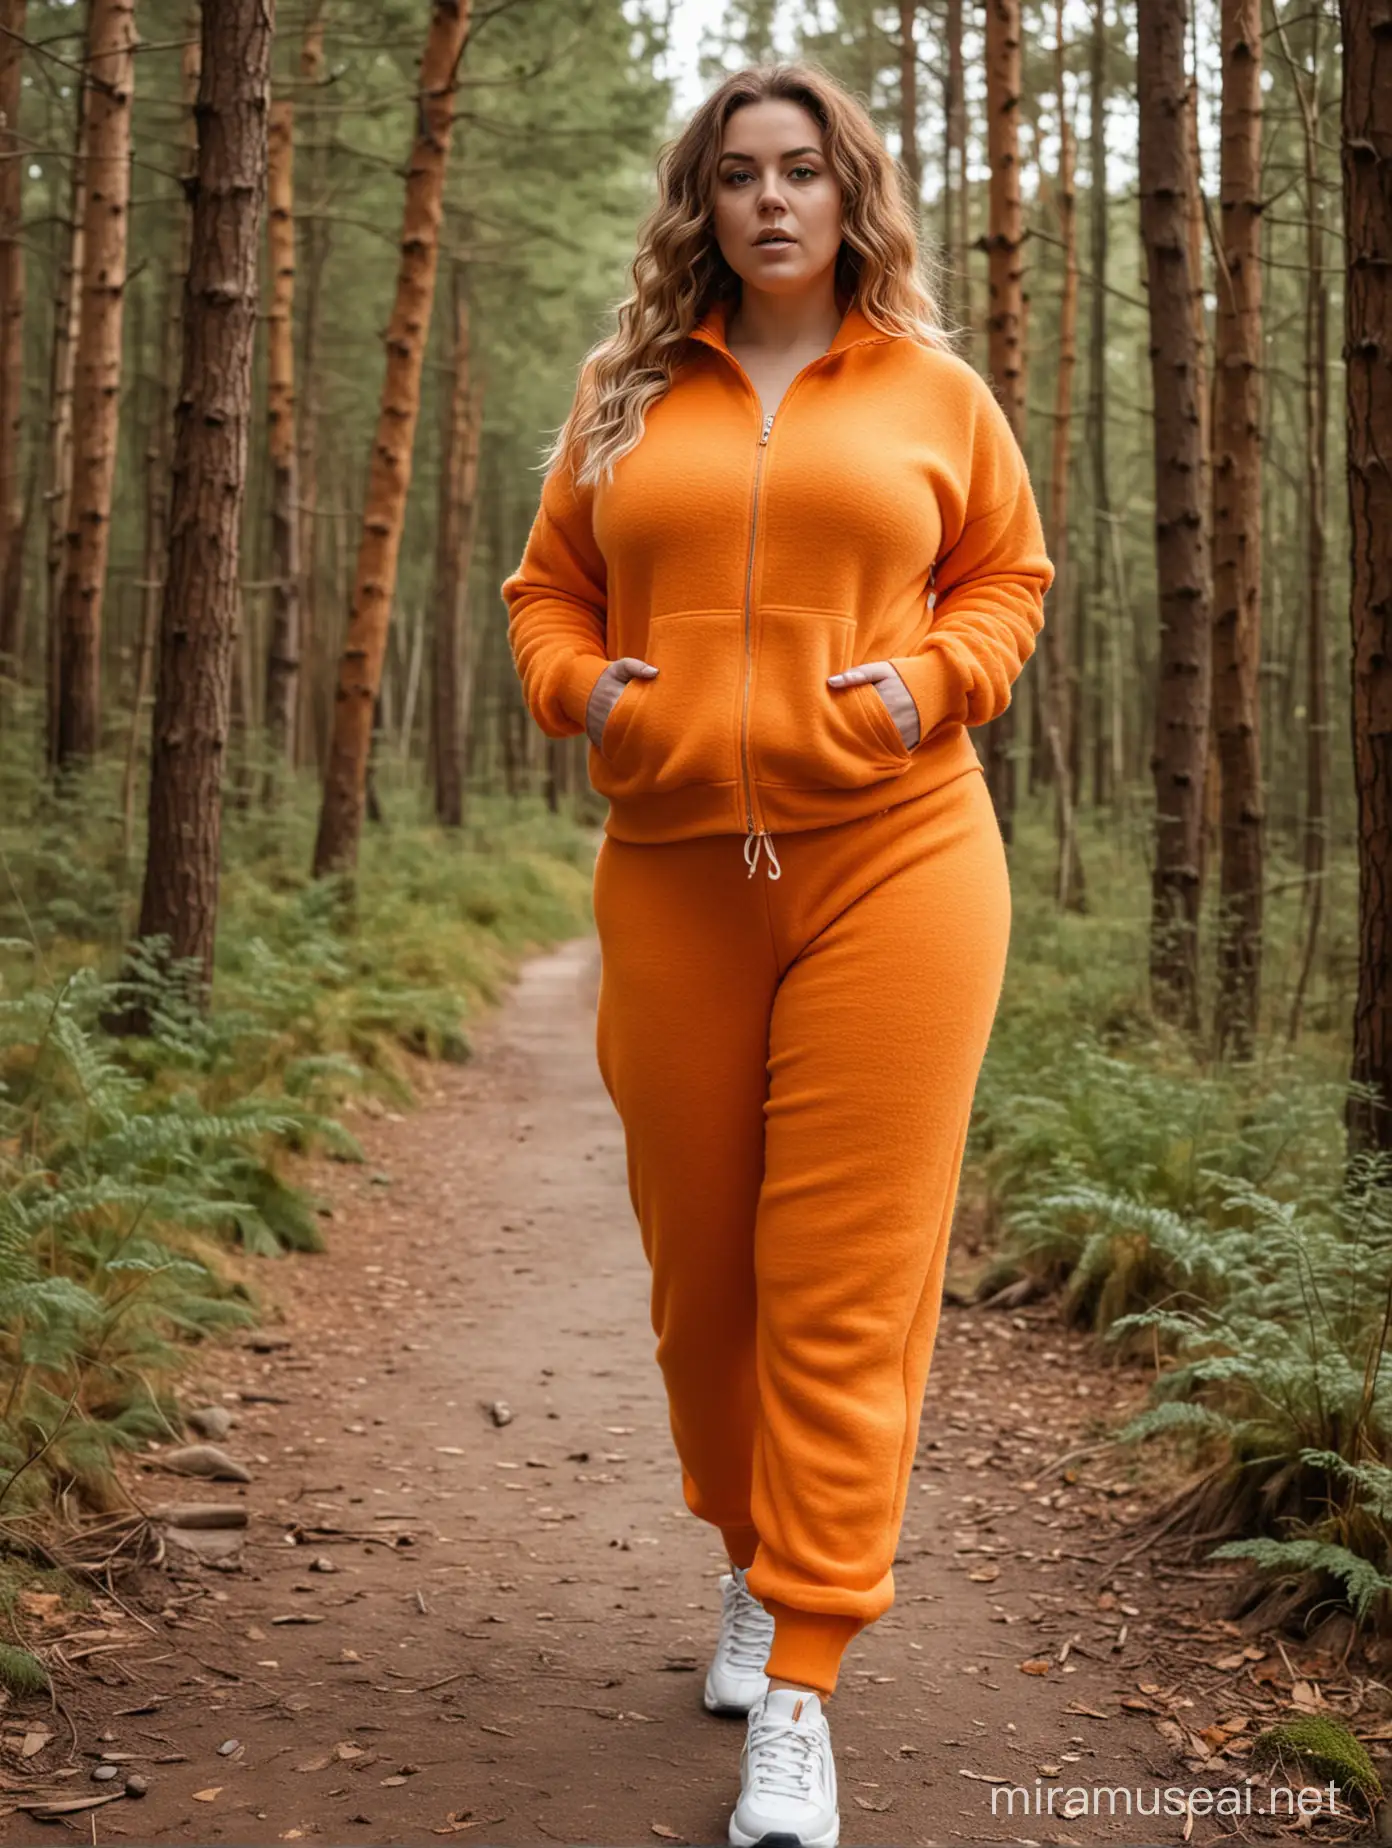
[744,828,782,880]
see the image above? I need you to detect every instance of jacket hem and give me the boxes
[599,723,982,843]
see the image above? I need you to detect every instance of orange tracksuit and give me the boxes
[503,291,1053,1696]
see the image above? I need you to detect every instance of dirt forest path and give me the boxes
[9,933,1342,1847]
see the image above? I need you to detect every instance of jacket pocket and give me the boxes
[750,606,912,790]
[592,608,744,797]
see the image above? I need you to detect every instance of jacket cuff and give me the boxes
[558,652,613,734]
[890,649,963,746]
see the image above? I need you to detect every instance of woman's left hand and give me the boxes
[827,661,921,751]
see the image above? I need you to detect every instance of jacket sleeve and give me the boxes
[889,368,1054,744]
[501,443,612,741]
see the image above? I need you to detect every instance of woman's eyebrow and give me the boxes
[717,145,822,163]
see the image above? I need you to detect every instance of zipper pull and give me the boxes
[759,412,774,446]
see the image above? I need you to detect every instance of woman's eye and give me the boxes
[728,166,818,184]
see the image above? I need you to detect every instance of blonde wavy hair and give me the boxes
[543,59,963,489]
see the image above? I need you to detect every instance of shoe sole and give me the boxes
[702,1676,767,1717]
[727,1826,840,1848]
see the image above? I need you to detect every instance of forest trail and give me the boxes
[9,936,1304,1847]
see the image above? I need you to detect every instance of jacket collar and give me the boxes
[687,291,896,359]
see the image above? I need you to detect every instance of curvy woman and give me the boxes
[502,60,1054,1848]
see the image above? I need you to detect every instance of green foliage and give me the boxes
[1250,1715,1385,1807]
[971,801,1390,1634]
[0,742,597,1515]
[0,1641,50,1697]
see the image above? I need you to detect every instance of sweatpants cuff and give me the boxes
[762,1599,864,1697]
[720,1523,761,1570]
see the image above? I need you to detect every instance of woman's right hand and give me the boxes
[586,657,658,754]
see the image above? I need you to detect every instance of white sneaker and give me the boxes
[703,1564,775,1715]
[727,1685,840,1848]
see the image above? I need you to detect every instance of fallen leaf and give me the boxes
[853,1794,893,1811]
[1020,1657,1052,1675]
[651,1826,684,1841]
[193,1786,223,1801]
[968,1564,1000,1583]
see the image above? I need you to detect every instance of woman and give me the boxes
[502,59,1053,1848]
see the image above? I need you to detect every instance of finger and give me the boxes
[827,660,890,686]
[616,656,659,680]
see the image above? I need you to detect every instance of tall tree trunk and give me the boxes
[312,0,472,882]
[1083,0,1110,811]
[1342,0,1392,1153]
[263,92,300,789]
[1187,21,1221,908]
[944,0,968,336]
[898,3,920,214]
[983,0,1025,841]
[120,21,196,859]
[1043,0,1084,910]
[129,0,272,1016]
[1211,0,1264,1058]
[0,0,26,683]
[1280,4,1329,1045]
[1139,0,1213,1032]
[295,0,327,772]
[432,269,482,829]
[54,0,136,771]
[121,271,177,861]
[44,37,88,770]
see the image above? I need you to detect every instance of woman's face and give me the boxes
[711,98,844,299]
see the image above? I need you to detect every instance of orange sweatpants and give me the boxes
[591,764,1012,1698]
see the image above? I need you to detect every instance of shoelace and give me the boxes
[723,1573,775,1672]
[746,1708,822,1801]
[743,828,782,880]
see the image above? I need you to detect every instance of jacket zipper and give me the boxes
[739,409,775,875]
[685,314,893,880]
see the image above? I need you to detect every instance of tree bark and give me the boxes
[898,3,920,211]
[432,269,482,828]
[1139,0,1213,1032]
[1043,0,1083,910]
[53,0,136,771]
[121,271,176,862]
[312,0,472,882]
[262,93,301,789]
[0,0,27,681]
[1342,0,1392,1152]
[129,0,272,1017]
[1279,4,1328,1046]
[44,34,88,769]
[1211,0,1265,1059]
[295,0,327,772]
[982,0,1026,840]
[944,0,969,339]
[1083,0,1111,811]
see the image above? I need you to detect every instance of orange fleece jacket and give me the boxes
[502,293,1055,846]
